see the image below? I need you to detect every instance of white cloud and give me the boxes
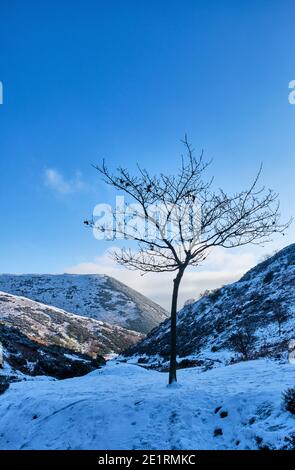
[66,247,257,311]
[44,169,87,194]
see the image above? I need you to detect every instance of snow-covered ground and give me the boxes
[0,359,294,450]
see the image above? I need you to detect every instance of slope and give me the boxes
[0,291,142,359]
[126,244,295,367]
[0,274,168,334]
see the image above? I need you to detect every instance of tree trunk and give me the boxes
[168,270,183,385]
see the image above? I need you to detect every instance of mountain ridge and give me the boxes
[0,274,168,334]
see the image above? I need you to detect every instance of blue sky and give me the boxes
[0,1,294,307]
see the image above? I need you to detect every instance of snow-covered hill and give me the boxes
[0,274,168,334]
[0,324,105,381]
[126,244,295,367]
[0,291,142,361]
[0,359,294,450]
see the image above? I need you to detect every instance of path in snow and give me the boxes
[0,359,294,450]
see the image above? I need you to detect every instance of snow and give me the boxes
[63,353,90,363]
[0,274,168,334]
[128,243,295,364]
[0,290,142,358]
[0,359,294,450]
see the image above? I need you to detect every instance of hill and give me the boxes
[0,274,168,334]
[126,244,295,368]
[0,291,142,361]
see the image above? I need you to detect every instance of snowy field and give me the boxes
[0,359,294,450]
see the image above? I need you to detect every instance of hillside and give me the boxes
[0,274,168,334]
[126,244,295,367]
[0,360,294,450]
[0,324,105,381]
[0,291,142,360]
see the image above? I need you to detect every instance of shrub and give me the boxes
[208,288,222,302]
[282,387,295,414]
[228,328,256,360]
[178,358,202,369]
[263,271,274,284]
[284,432,295,450]
[137,357,148,364]
[199,289,211,299]
[0,381,9,395]
[199,288,222,302]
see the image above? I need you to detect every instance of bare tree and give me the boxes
[273,304,288,336]
[86,137,290,384]
[228,328,256,360]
